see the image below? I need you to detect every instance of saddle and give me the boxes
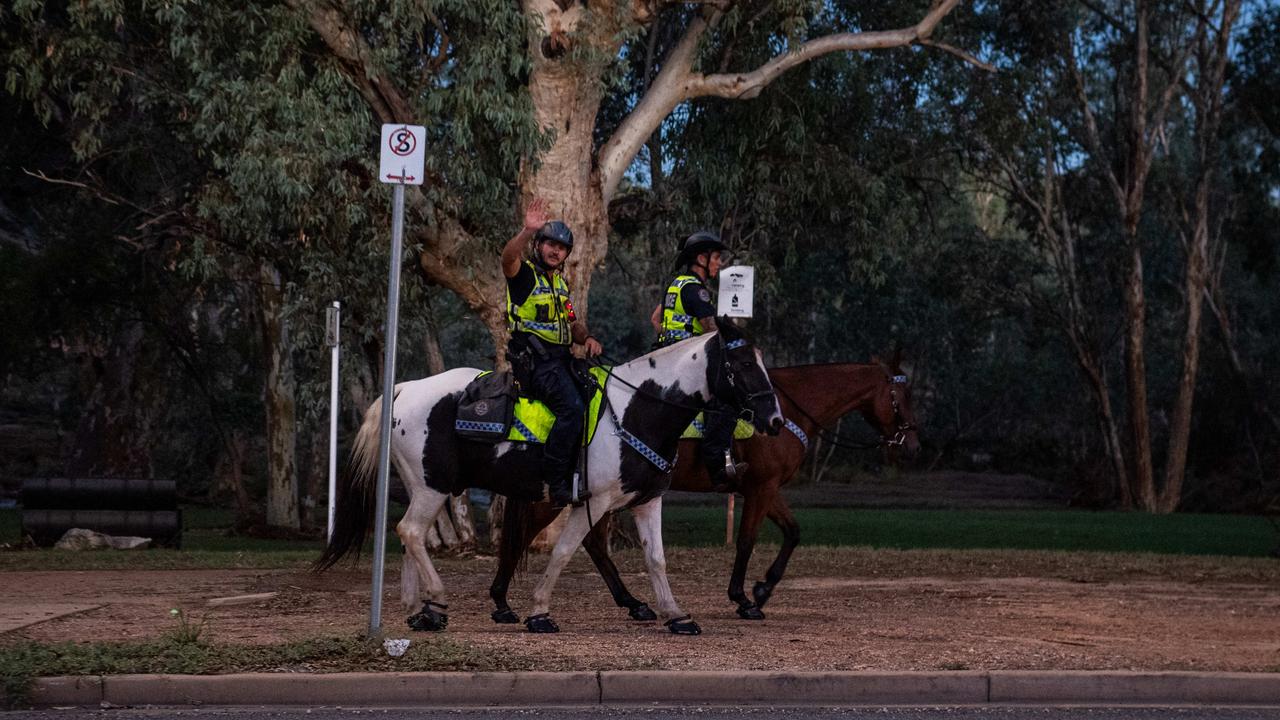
[454,364,609,445]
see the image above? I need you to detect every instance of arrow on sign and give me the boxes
[385,173,416,182]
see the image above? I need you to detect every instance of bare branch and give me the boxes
[689,0,961,101]
[600,0,978,200]
[918,38,996,72]
[1067,36,1126,212]
[1077,0,1128,35]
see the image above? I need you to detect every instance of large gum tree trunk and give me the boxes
[520,0,615,324]
[258,262,300,530]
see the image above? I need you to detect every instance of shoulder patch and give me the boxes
[697,288,711,303]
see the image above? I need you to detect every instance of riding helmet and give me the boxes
[675,230,727,269]
[535,221,574,250]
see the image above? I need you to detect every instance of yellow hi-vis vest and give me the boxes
[507,260,573,346]
[659,274,707,345]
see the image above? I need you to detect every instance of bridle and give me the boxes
[716,336,777,424]
[773,371,917,451]
[883,374,917,449]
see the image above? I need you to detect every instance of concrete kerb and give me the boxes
[23,671,1280,708]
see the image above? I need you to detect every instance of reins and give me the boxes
[772,383,883,450]
[772,374,917,451]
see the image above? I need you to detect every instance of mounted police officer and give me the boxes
[649,230,747,492]
[503,198,603,507]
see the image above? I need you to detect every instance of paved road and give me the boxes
[6,707,1280,720]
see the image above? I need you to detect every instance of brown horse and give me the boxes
[489,355,920,623]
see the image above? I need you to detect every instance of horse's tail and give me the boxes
[500,495,535,574]
[314,393,388,572]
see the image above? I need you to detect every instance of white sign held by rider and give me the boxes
[718,265,754,318]
[379,124,426,185]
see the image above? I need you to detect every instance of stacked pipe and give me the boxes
[21,478,181,548]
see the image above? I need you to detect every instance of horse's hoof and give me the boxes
[524,613,560,633]
[628,604,658,621]
[736,603,766,620]
[407,602,449,632]
[752,581,774,608]
[491,608,519,624]
[664,615,702,635]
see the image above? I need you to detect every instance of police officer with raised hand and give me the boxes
[650,230,747,492]
[503,198,602,507]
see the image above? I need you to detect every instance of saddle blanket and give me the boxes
[680,414,756,441]
[458,368,754,444]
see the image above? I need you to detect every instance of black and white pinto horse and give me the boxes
[317,321,784,634]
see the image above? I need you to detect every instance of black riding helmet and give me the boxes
[533,220,573,270]
[535,221,574,250]
[674,230,727,271]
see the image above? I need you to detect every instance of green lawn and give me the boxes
[662,505,1280,557]
[2,504,1277,568]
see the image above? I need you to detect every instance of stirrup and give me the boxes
[712,460,748,492]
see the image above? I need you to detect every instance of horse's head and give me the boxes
[869,350,920,460]
[708,319,784,436]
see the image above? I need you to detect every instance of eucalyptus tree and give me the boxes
[963,0,1244,511]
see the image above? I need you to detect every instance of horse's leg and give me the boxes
[396,487,451,631]
[727,488,771,620]
[489,500,562,624]
[400,555,419,611]
[753,494,801,610]
[524,503,598,633]
[630,498,700,635]
[581,513,657,621]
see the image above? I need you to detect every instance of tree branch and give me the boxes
[918,38,996,72]
[688,1,962,101]
[286,0,414,123]
[1067,36,1126,213]
[599,0,977,201]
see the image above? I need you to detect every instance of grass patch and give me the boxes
[662,506,1280,558]
[0,633,524,709]
[4,505,1276,572]
[0,506,409,571]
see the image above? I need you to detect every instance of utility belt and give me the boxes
[509,332,570,389]
[508,332,596,399]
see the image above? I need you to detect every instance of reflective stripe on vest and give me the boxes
[507,260,572,345]
[660,275,706,344]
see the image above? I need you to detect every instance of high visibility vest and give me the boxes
[659,274,708,346]
[507,260,573,346]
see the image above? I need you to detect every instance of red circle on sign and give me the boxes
[389,128,417,157]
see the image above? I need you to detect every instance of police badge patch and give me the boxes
[698,288,712,303]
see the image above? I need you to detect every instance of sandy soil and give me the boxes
[2,546,1278,673]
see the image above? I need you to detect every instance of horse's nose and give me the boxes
[770,416,784,436]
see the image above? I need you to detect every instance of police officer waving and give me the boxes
[649,231,747,492]
[503,199,602,507]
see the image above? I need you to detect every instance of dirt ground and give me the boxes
[2,546,1278,673]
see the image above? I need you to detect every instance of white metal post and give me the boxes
[326,301,341,542]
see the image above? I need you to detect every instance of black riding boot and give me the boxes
[530,357,589,507]
[703,403,748,492]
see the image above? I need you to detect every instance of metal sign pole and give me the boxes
[326,301,341,542]
[369,183,405,637]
